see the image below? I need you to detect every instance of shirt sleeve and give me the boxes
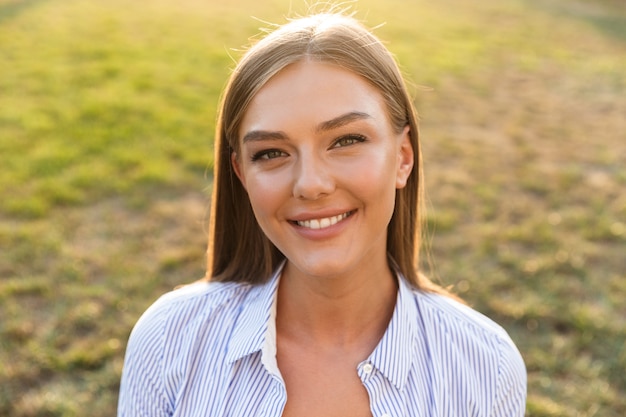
[490,335,527,417]
[118,301,173,417]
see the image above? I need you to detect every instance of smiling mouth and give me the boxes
[294,211,354,230]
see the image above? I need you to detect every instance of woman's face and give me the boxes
[233,60,413,281]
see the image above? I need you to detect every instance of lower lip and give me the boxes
[290,212,354,240]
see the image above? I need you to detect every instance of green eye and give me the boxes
[333,134,366,148]
[263,150,284,159]
[251,149,287,161]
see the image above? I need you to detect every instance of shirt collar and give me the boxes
[226,264,282,376]
[367,274,421,391]
[226,263,422,389]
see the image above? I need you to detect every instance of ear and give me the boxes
[395,125,414,189]
[231,152,247,190]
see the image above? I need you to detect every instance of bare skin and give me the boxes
[276,261,398,417]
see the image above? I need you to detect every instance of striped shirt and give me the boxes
[118,266,526,416]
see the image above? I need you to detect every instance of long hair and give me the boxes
[206,12,445,293]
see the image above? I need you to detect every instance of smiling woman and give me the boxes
[118,9,527,417]
[231,60,412,284]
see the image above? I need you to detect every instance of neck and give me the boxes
[276,260,398,350]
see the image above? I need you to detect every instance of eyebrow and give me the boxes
[241,111,372,143]
[315,111,372,133]
[241,130,288,143]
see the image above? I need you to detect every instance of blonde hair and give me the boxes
[207,12,445,293]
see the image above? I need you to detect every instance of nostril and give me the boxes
[292,163,335,200]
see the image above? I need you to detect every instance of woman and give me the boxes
[118,11,526,417]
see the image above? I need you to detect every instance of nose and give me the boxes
[292,153,335,200]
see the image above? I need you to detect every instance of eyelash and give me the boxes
[249,134,367,162]
[332,134,367,148]
[250,149,286,162]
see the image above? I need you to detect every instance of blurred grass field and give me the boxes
[1,0,625,415]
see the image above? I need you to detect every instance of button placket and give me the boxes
[363,363,374,374]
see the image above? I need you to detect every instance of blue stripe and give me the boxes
[118,267,526,416]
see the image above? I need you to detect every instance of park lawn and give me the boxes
[0,0,624,415]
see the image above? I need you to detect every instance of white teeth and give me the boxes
[297,212,350,229]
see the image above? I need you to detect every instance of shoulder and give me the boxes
[123,280,256,372]
[412,290,527,413]
[118,281,254,414]
[414,290,519,352]
[129,280,252,343]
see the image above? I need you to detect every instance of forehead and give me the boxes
[239,60,390,135]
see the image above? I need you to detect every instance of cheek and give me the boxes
[346,149,398,191]
[362,172,398,210]
[242,172,289,220]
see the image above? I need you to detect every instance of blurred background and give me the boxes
[0,0,624,415]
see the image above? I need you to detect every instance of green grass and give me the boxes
[1,0,625,415]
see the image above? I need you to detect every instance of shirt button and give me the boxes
[363,363,373,374]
